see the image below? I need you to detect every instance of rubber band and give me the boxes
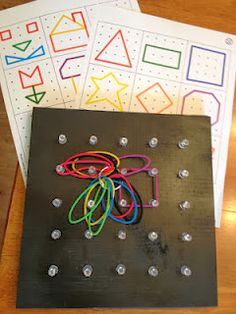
[85,177,115,226]
[58,151,157,237]
[119,154,151,176]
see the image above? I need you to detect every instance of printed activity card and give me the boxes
[0,0,140,181]
[76,6,236,227]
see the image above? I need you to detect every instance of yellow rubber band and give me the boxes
[71,151,119,177]
[84,177,115,226]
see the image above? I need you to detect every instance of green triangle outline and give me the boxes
[25,91,46,104]
[13,40,32,52]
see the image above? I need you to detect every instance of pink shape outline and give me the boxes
[71,11,89,38]
[0,29,12,41]
[18,65,44,89]
[26,22,39,34]
[118,168,159,208]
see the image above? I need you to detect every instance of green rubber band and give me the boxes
[68,181,101,224]
[88,180,111,236]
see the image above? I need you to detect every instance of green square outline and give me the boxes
[142,44,182,70]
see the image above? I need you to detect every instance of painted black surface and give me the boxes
[17,108,217,308]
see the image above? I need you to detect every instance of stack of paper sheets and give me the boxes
[0,0,235,227]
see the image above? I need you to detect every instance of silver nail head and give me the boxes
[149,137,158,148]
[149,168,158,177]
[181,265,192,277]
[88,199,95,209]
[51,229,61,240]
[181,232,192,242]
[119,137,128,147]
[148,266,159,277]
[179,200,191,210]
[178,139,189,149]
[178,169,189,179]
[84,230,93,240]
[121,168,127,175]
[119,199,127,207]
[116,264,126,275]
[52,198,62,208]
[89,135,98,145]
[48,265,59,277]
[56,164,65,174]
[149,199,159,208]
[148,231,159,241]
[118,230,126,240]
[58,134,67,145]
[88,166,96,175]
[82,264,93,277]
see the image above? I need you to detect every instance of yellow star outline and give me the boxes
[85,72,128,111]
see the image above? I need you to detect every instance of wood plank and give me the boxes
[0,96,17,252]
[223,105,236,213]
[0,169,236,313]
[17,109,217,308]
[0,0,29,254]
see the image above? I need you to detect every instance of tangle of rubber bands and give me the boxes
[56,151,158,237]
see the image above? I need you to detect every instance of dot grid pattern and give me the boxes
[0,0,138,181]
[80,21,229,187]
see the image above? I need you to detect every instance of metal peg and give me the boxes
[149,137,158,148]
[58,134,67,145]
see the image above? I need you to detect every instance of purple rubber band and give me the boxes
[119,154,151,176]
[118,167,159,208]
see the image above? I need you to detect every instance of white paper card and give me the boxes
[0,0,140,181]
[76,6,236,227]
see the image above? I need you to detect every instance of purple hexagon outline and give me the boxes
[181,89,221,126]
[59,55,85,80]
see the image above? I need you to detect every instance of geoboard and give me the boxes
[0,0,139,180]
[17,108,216,308]
[76,6,236,227]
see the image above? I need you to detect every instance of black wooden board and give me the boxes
[17,108,217,308]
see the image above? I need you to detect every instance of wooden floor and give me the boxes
[0,0,236,312]
[0,0,31,253]
[0,95,17,252]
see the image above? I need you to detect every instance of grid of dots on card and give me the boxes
[137,32,187,81]
[84,21,229,169]
[86,0,133,21]
[81,64,134,112]
[0,18,49,70]
[130,74,180,114]
[86,1,136,23]
[211,136,221,183]
[186,45,227,87]
[113,0,135,8]
[0,1,142,184]
[53,52,86,102]
[41,9,90,57]
[15,111,32,164]
[91,23,142,72]
[5,60,63,114]
[179,84,225,136]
